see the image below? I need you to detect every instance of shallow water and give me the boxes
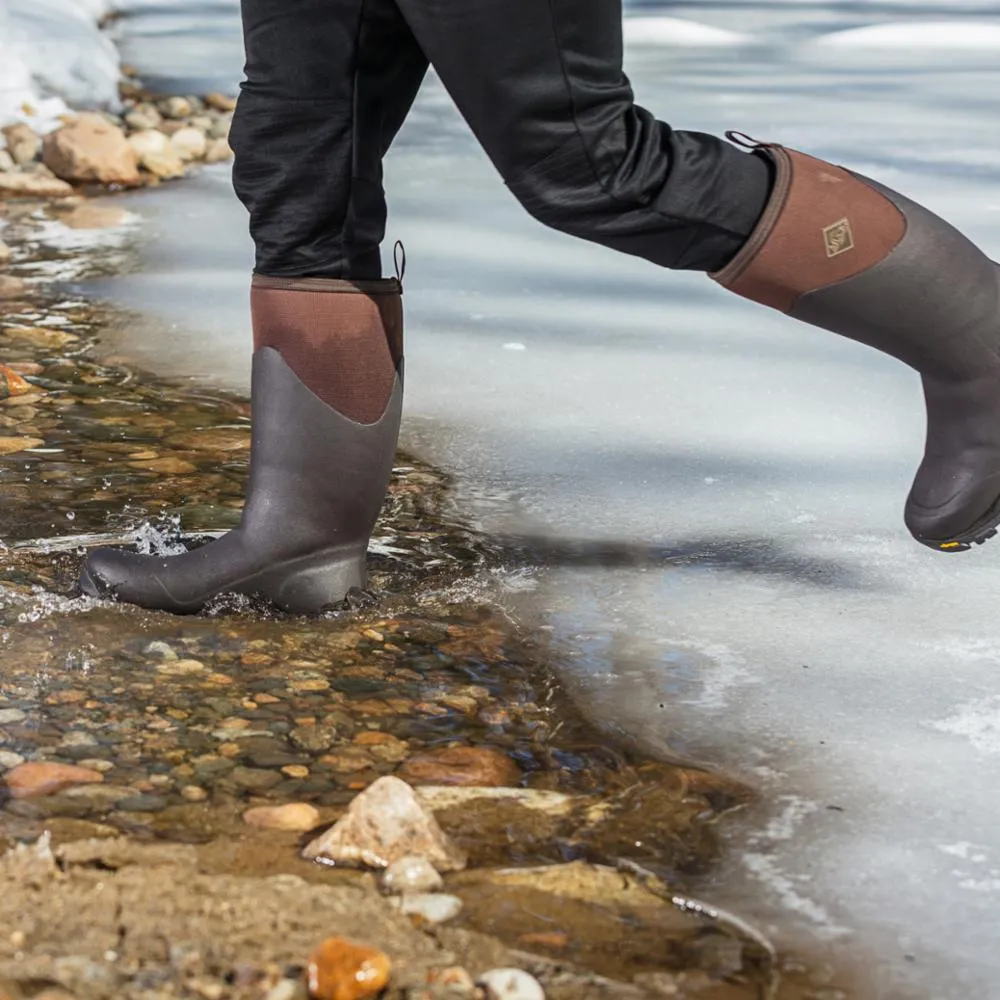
[0,206,857,998]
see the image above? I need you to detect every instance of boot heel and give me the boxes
[257,551,367,613]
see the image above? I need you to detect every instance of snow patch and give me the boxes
[0,0,121,127]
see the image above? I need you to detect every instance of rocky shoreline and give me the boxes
[0,199,850,999]
[1,70,233,203]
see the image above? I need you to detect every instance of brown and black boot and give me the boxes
[713,133,1000,551]
[79,275,404,612]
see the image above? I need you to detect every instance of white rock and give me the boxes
[390,892,463,924]
[0,708,27,724]
[0,751,25,770]
[170,127,207,163]
[479,969,546,1000]
[0,151,13,172]
[379,854,444,895]
[128,130,169,158]
[301,775,467,871]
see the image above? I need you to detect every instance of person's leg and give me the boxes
[79,0,429,613]
[396,0,1000,551]
[394,0,772,272]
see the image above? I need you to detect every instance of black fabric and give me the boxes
[229,0,772,277]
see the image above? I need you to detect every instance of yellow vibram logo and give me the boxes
[823,218,855,258]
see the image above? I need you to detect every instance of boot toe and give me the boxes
[79,547,145,600]
[905,474,1000,547]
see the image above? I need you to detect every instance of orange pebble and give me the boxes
[307,938,391,1000]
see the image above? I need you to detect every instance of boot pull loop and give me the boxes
[393,240,406,286]
[726,130,773,150]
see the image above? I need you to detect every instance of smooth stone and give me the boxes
[398,746,522,788]
[391,893,463,925]
[229,766,283,791]
[0,708,26,724]
[479,969,546,1000]
[289,725,336,752]
[0,750,25,770]
[302,776,466,872]
[379,855,444,896]
[4,762,104,799]
[156,659,206,676]
[243,802,320,832]
[0,436,44,455]
[170,127,207,162]
[42,113,140,186]
[115,794,169,812]
[180,785,208,802]
[307,938,391,1000]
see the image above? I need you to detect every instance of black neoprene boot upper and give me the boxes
[712,135,1000,551]
[79,277,404,613]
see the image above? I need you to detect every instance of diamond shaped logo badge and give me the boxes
[823,218,855,258]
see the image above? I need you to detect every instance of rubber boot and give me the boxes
[712,133,1000,552]
[78,277,404,613]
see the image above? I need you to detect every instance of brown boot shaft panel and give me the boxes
[712,146,907,312]
[251,275,403,424]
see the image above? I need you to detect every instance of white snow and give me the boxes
[0,0,120,128]
[61,1,1000,997]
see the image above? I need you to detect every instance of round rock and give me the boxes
[479,969,546,1000]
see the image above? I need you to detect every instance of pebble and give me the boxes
[398,746,522,788]
[0,750,25,770]
[116,794,169,812]
[478,969,545,1000]
[0,365,31,401]
[155,658,206,676]
[290,725,336,752]
[281,764,310,778]
[4,762,104,799]
[144,640,178,660]
[307,938,391,1000]
[302,776,467,872]
[180,785,208,802]
[204,92,237,112]
[0,241,10,264]
[0,277,28,301]
[205,138,233,164]
[426,968,476,993]
[170,127,207,162]
[230,766,283,791]
[0,708,27,724]
[243,802,320,832]
[266,980,307,1000]
[391,892,463,925]
[0,149,13,171]
[379,855,444,896]
[159,96,193,119]
[124,104,162,130]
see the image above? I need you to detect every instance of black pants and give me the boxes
[229,0,772,279]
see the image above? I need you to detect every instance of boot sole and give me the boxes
[79,547,366,615]
[915,494,1000,553]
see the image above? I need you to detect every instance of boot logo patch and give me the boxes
[823,218,855,258]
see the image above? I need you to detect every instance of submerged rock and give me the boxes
[398,746,521,788]
[0,365,31,401]
[0,276,27,300]
[0,437,45,456]
[4,762,104,799]
[243,802,321,832]
[302,775,467,872]
[306,937,391,1000]
[379,854,444,895]
[479,969,545,1000]
[42,114,140,186]
[391,892,463,925]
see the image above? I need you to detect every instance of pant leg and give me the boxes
[229,0,428,278]
[393,0,769,272]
